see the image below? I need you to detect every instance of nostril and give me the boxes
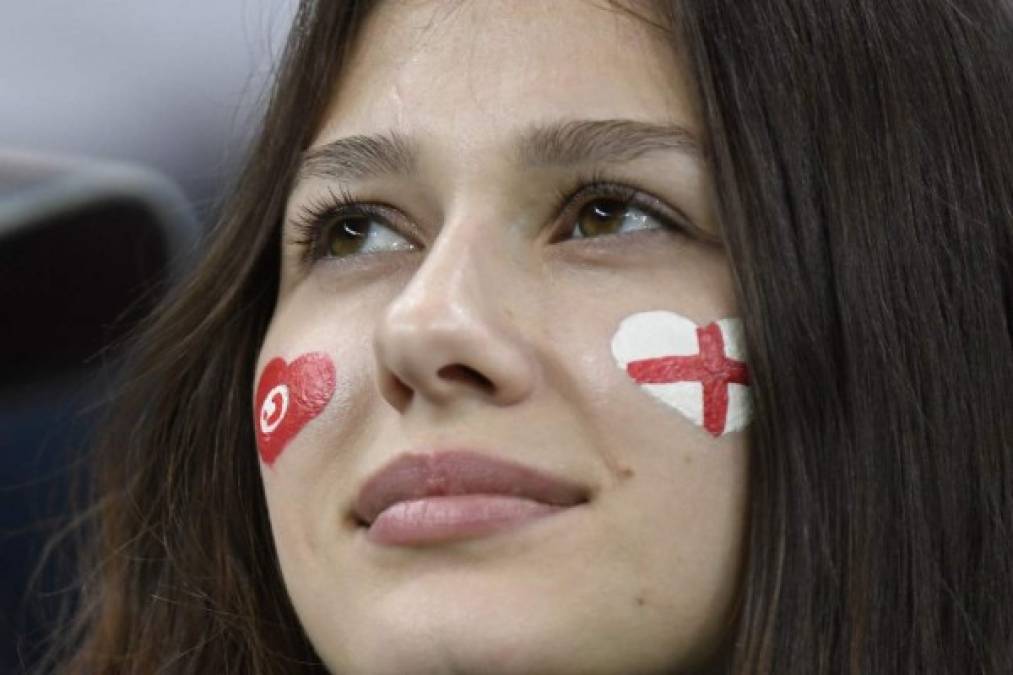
[437,364,495,394]
[386,376,413,409]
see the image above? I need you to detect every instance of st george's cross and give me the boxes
[611,311,753,437]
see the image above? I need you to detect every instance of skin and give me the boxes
[255,1,749,673]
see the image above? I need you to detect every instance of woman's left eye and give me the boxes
[568,198,665,240]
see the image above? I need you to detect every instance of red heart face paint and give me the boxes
[254,352,336,466]
[611,311,752,437]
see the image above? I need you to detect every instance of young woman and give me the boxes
[46,1,1013,673]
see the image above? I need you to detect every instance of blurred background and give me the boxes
[0,3,297,672]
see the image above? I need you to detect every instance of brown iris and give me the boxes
[325,217,371,257]
[576,199,628,238]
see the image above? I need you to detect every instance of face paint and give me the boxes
[254,352,337,465]
[611,310,752,437]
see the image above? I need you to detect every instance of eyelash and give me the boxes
[547,168,690,243]
[288,171,691,264]
[288,186,389,264]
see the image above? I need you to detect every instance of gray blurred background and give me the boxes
[0,4,298,672]
[0,0,297,219]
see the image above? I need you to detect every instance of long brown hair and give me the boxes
[40,1,1013,672]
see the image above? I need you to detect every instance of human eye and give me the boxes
[569,198,662,239]
[551,177,697,244]
[289,187,416,263]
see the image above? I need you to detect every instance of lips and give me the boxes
[353,450,590,527]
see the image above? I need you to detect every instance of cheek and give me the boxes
[610,310,753,438]
[254,352,337,466]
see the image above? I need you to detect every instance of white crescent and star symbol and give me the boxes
[259,384,290,435]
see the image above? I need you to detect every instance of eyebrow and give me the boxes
[516,118,705,168]
[296,118,704,183]
[298,131,418,182]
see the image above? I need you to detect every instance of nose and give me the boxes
[373,226,538,411]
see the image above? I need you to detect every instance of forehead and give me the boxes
[316,0,698,149]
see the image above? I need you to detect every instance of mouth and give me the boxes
[353,449,591,547]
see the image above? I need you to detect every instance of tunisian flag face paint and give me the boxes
[611,311,752,438]
[254,352,336,466]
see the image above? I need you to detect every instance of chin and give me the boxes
[299,578,705,675]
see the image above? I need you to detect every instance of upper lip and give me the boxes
[353,450,591,525]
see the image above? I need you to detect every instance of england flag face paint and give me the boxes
[611,310,752,437]
[254,352,337,466]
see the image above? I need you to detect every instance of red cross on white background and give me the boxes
[625,322,750,437]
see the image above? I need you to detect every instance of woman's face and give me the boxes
[255,1,749,673]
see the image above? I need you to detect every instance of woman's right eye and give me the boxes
[316,214,415,259]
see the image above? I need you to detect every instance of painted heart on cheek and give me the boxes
[254,352,336,466]
[611,310,753,438]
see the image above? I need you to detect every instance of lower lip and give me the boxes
[365,495,571,547]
